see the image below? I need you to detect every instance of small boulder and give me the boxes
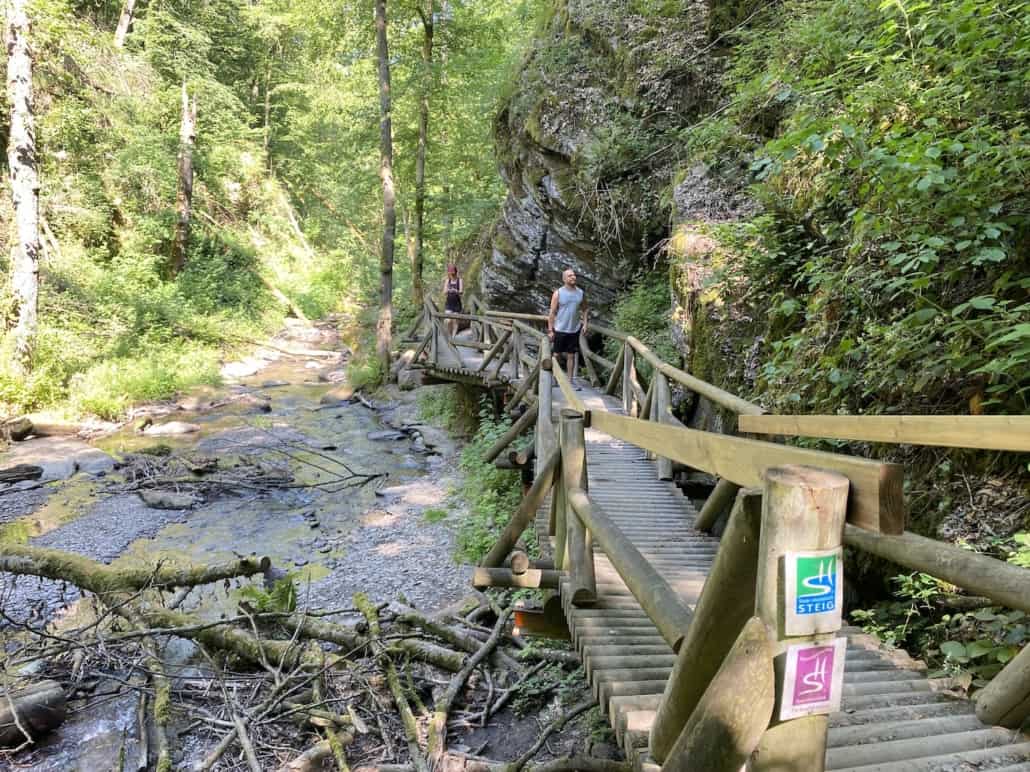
[143,421,201,436]
[3,417,34,441]
[140,490,200,510]
[74,449,116,476]
[319,385,355,405]
[397,368,424,390]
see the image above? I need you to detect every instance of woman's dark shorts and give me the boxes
[553,330,579,355]
[445,297,462,313]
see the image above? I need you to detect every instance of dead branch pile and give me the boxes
[0,544,618,772]
[106,439,384,505]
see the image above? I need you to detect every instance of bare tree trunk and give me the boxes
[263,62,271,170]
[375,0,395,378]
[412,0,433,307]
[171,82,197,276]
[113,0,137,47]
[5,0,40,374]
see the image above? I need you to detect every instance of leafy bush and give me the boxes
[678,0,1030,414]
[417,385,460,431]
[605,272,679,382]
[852,571,1026,690]
[68,343,222,419]
[454,404,524,563]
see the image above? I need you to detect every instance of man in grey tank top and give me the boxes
[548,268,588,384]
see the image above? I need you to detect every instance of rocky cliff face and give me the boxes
[483,0,723,314]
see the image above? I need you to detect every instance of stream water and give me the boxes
[0,320,472,770]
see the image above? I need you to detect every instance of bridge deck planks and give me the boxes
[437,339,1030,772]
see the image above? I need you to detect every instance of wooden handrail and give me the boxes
[567,487,694,651]
[586,321,628,342]
[738,414,1030,452]
[512,319,546,340]
[551,357,586,412]
[842,525,1030,613]
[626,335,764,417]
[589,409,905,534]
[481,450,560,568]
[484,310,547,323]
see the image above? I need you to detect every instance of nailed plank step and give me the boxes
[829,700,976,728]
[826,714,986,747]
[826,739,1030,772]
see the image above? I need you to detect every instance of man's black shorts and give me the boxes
[553,330,579,355]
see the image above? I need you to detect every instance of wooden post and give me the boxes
[484,404,538,463]
[655,372,673,481]
[976,636,1030,728]
[478,328,512,372]
[604,344,624,396]
[536,342,556,468]
[750,465,849,772]
[621,342,637,416]
[552,440,567,566]
[560,409,595,605]
[512,328,521,380]
[481,450,559,567]
[579,332,600,386]
[660,618,775,772]
[695,479,740,532]
[650,490,763,762]
[507,362,540,414]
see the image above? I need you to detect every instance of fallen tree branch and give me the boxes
[427,606,513,761]
[511,699,594,772]
[0,545,270,594]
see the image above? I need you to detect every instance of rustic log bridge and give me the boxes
[415,298,1030,765]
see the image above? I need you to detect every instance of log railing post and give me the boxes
[622,342,637,416]
[604,344,624,396]
[976,632,1030,728]
[750,465,849,772]
[579,331,600,386]
[695,478,740,532]
[535,340,557,473]
[655,372,673,481]
[560,409,595,605]
[650,489,764,762]
[659,618,775,772]
[512,327,521,380]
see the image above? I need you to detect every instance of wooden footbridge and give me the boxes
[400,299,1030,772]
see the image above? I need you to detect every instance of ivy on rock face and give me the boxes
[676,0,1029,415]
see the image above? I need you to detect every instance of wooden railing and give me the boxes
[404,300,1030,771]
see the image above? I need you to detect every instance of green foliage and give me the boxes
[510,660,585,716]
[1006,533,1030,569]
[422,507,448,523]
[237,574,299,614]
[3,0,540,418]
[69,344,222,420]
[605,272,678,381]
[417,385,460,431]
[677,0,1030,414]
[852,571,1026,689]
[454,404,524,563]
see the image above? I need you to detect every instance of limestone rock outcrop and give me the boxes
[483,0,725,315]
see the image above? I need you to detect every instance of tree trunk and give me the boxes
[412,1,433,307]
[5,0,40,374]
[375,0,395,378]
[171,82,196,276]
[113,0,137,47]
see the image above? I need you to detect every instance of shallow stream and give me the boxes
[0,320,472,770]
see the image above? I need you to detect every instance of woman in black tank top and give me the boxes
[442,264,463,336]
